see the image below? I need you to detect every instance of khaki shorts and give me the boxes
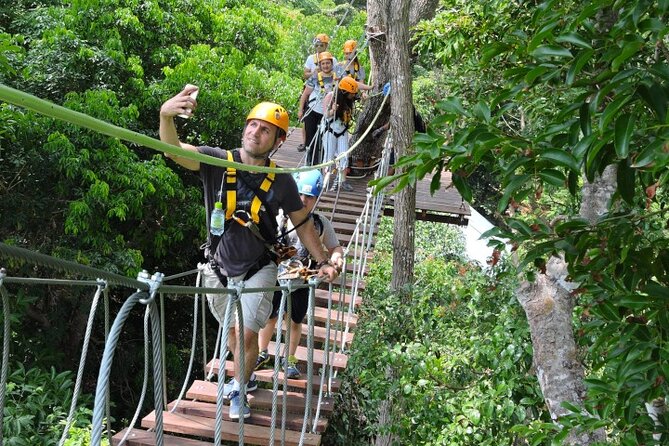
[203,262,278,333]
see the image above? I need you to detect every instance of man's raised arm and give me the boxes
[159,86,201,171]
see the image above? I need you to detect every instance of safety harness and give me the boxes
[345,60,361,81]
[224,150,276,234]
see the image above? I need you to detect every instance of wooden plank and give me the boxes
[312,306,358,328]
[268,341,348,370]
[314,288,361,308]
[329,220,378,236]
[112,428,212,446]
[168,399,329,433]
[186,380,335,414]
[206,360,342,393]
[142,410,321,446]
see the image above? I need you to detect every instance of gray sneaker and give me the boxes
[222,376,257,398]
[228,390,251,420]
[341,181,354,192]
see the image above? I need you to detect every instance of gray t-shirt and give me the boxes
[198,146,303,277]
[277,210,339,259]
[305,66,346,115]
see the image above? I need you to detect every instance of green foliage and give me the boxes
[327,220,544,445]
[404,0,669,441]
[3,363,95,445]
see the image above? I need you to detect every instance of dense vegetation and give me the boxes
[0,0,366,442]
[326,218,544,445]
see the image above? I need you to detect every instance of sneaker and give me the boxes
[228,390,251,420]
[255,350,270,370]
[284,355,301,379]
[296,143,306,152]
[341,181,354,192]
[330,182,339,192]
[222,376,257,398]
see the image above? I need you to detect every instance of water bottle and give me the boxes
[210,202,225,236]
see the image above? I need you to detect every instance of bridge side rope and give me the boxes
[269,285,289,446]
[0,243,148,290]
[169,271,203,413]
[58,281,106,446]
[0,270,10,446]
[117,306,152,446]
[234,280,248,446]
[213,285,235,446]
[0,84,386,175]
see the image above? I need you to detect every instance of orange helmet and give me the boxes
[314,33,330,44]
[338,77,359,95]
[343,40,357,53]
[246,102,289,133]
[317,51,334,63]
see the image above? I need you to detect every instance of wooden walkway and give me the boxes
[112,129,469,445]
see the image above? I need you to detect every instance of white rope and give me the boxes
[58,282,105,446]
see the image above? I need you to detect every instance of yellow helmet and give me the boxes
[343,40,357,53]
[317,51,334,63]
[338,77,359,95]
[246,102,289,133]
[314,33,330,44]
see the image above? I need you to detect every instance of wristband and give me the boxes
[316,259,333,269]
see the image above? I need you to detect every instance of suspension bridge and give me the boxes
[0,95,470,445]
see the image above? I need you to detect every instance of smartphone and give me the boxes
[178,84,199,118]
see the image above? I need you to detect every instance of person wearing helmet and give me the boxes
[321,77,360,191]
[297,33,339,153]
[339,39,373,96]
[256,170,344,378]
[303,33,338,80]
[159,86,339,419]
[299,51,345,166]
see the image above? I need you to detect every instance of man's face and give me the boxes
[300,193,317,212]
[319,59,333,73]
[344,51,354,61]
[242,119,280,158]
[315,41,328,52]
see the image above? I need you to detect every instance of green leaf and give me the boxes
[480,42,509,64]
[568,170,578,195]
[572,133,597,162]
[584,378,613,394]
[555,32,592,49]
[579,100,591,136]
[631,138,664,168]
[527,21,559,52]
[637,82,667,123]
[524,65,551,85]
[508,219,534,236]
[616,159,635,205]
[451,174,473,202]
[566,49,594,85]
[497,174,530,213]
[436,97,470,118]
[539,149,579,171]
[531,45,573,59]
[614,114,635,159]
[611,41,644,72]
[472,101,491,123]
[642,281,669,300]
[538,169,566,186]
[599,93,633,132]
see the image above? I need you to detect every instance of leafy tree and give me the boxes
[388,0,669,443]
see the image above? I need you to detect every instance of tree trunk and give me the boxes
[387,0,415,298]
[517,166,615,445]
[352,0,440,164]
